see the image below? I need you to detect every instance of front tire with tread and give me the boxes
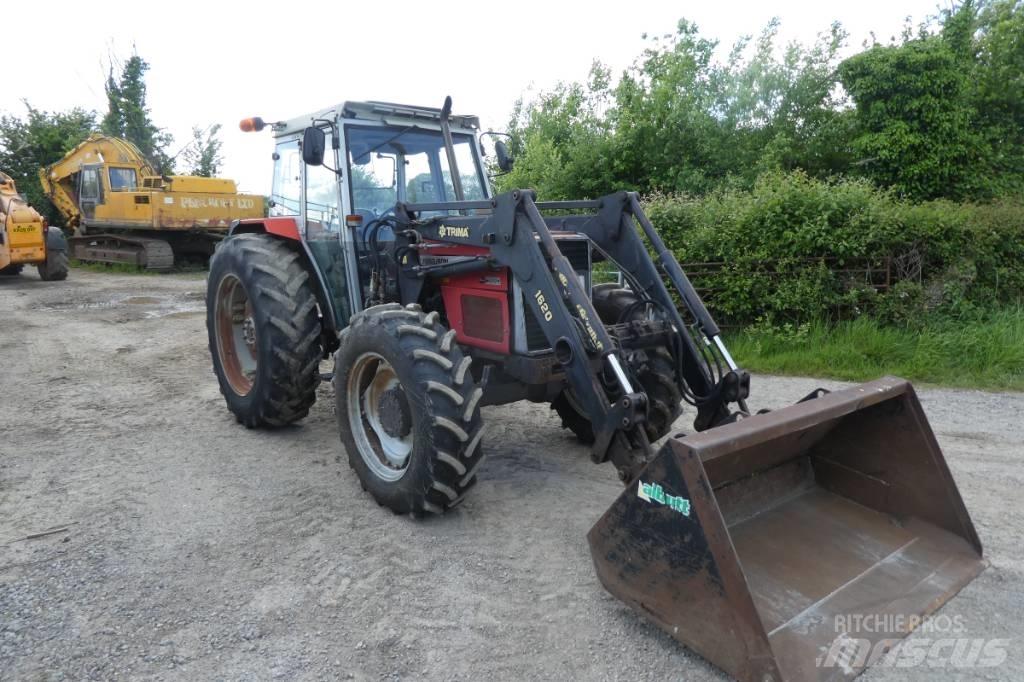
[335,304,486,516]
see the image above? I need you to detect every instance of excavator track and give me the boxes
[69,233,175,270]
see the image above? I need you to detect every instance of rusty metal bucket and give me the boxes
[588,377,985,682]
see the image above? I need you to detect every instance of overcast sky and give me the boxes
[4,0,947,195]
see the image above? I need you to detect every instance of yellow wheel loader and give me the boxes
[39,134,263,270]
[0,171,68,281]
[207,98,986,682]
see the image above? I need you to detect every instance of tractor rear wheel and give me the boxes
[335,304,485,516]
[206,233,322,428]
[552,284,683,444]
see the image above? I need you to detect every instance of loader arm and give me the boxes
[540,191,749,429]
[393,189,749,480]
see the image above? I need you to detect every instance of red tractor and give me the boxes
[206,98,985,682]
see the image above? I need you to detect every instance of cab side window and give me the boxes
[271,140,301,216]
[306,131,340,236]
[108,168,138,191]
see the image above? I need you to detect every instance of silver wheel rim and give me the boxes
[347,352,414,482]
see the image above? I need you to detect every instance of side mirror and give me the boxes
[495,141,515,172]
[302,127,326,166]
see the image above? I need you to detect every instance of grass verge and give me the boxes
[728,309,1024,392]
[70,259,207,277]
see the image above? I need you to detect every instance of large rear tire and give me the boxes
[206,233,322,428]
[335,304,485,516]
[552,284,683,443]
[36,250,68,281]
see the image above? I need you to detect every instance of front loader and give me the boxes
[206,98,985,682]
[0,171,68,281]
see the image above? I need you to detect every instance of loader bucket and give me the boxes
[588,377,985,682]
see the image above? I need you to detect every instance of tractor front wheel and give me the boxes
[335,304,485,516]
[206,233,322,428]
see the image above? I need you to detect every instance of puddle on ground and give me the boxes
[150,308,204,319]
[140,298,205,319]
[39,300,117,310]
[39,292,205,319]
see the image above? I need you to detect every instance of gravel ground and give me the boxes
[1,268,1021,681]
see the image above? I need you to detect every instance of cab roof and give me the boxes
[275,100,480,138]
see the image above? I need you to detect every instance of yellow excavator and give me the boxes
[0,171,68,281]
[39,134,263,269]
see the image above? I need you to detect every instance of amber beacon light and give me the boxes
[239,117,267,133]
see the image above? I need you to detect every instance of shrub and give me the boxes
[644,171,1024,325]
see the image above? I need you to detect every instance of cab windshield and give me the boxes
[345,125,485,218]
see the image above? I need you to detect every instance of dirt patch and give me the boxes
[1,267,1021,680]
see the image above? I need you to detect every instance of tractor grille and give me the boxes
[519,238,591,354]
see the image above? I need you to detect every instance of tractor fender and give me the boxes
[228,217,300,240]
[223,217,341,339]
[46,226,68,252]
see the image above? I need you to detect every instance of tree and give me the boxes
[0,103,96,225]
[971,0,1024,192]
[838,38,987,200]
[503,7,1022,203]
[719,20,855,179]
[837,0,1023,200]
[182,124,223,177]
[501,18,854,199]
[500,61,618,199]
[101,54,173,172]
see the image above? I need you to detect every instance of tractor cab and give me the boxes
[259,101,492,328]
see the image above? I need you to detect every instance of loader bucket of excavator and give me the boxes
[588,377,985,682]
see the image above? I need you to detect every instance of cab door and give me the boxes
[301,128,358,327]
[77,164,104,224]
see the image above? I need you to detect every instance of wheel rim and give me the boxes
[214,273,258,396]
[347,352,414,482]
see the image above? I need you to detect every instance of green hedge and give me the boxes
[645,171,1024,325]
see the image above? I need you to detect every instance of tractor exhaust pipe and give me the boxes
[439,95,465,202]
[589,377,985,682]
